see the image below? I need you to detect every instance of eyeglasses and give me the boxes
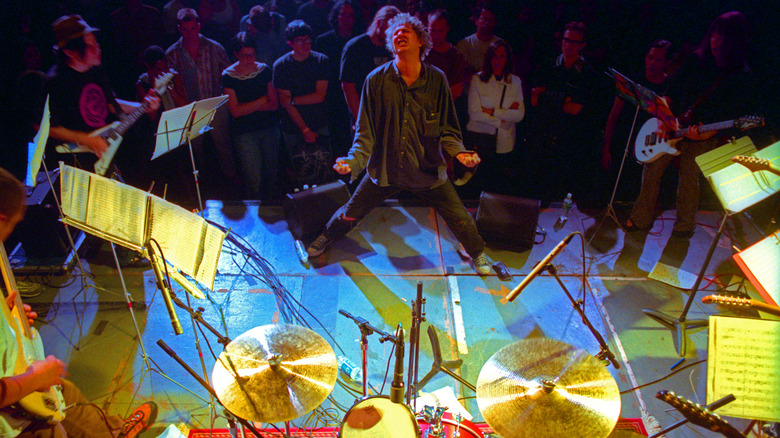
[563,38,585,44]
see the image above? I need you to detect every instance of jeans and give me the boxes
[233,126,281,199]
[324,175,486,257]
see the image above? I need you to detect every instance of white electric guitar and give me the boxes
[55,72,173,175]
[634,115,764,163]
[0,245,65,422]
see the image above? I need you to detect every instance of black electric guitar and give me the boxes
[55,72,173,175]
[635,116,764,163]
[656,390,745,438]
[0,245,65,422]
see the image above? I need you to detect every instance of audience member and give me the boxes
[528,21,601,202]
[466,39,524,195]
[296,0,334,37]
[197,0,234,48]
[274,20,333,188]
[240,5,289,67]
[223,32,281,199]
[109,0,165,90]
[601,39,671,203]
[162,0,186,43]
[209,0,241,36]
[424,9,469,100]
[340,5,400,122]
[315,0,364,157]
[0,167,159,438]
[264,0,301,24]
[456,5,503,73]
[626,11,759,238]
[166,8,237,191]
[136,45,188,116]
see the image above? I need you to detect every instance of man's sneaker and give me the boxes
[473,252,491,276]
[120,401,158,438]
[307,234,333,257]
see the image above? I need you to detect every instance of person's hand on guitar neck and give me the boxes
[142,90,161,115]
[5,291,36,326]
[683,123,716,141]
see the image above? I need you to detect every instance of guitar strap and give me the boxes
[680,73,726,125]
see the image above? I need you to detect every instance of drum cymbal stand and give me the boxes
[339,309,397,396]
[414,325,476,393]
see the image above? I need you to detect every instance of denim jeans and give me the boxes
[324,174,485,257]
[233,126,281,199]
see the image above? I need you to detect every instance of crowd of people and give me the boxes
[3,1,775,209]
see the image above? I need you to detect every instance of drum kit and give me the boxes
[210,325,623,438]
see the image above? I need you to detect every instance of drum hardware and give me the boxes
[339,309,398,396]
[421,406,448,438]
[415,325,476,393]
[476,338,621,438]
[211,324,338,423]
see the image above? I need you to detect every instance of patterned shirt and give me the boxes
[166,35,229,102]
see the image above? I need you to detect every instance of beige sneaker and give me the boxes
[473,252,491,276]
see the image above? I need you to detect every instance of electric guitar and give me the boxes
[55,72,173,176]
[656,390,745,438]
[0,245,65,422]
[702,294,780,317]
[730,155,780,176]
[634,115,765,163]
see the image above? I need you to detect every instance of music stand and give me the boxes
[154,96,228,214]
[642,138,780,357]
[588,69,675,245]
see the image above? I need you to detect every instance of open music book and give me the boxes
[59,164,224,289]
[733,232,780,307]
[697,139,780,214]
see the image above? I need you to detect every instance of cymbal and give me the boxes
[476,338,621,438]
[608,430,644,437]
[211,324,338,423]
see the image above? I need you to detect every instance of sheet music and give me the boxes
[733,232,780,306]
[188,96,228,140]
[60,165,91,223]
[152,102,194,159]
[707,316,780,422]
[26,95,50,187]
[85,176,148,247]
[193,223,225,289]
[706,141,780,213]
[148,197,205,277]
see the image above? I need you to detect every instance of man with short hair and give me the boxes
[239,5,288,67]
[307,13,490,275]
[0,168,157,438]
[273,20,332,188]
[456,6,503,73]
[339,5,400,122]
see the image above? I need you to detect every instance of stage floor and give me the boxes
[17,200,777,437]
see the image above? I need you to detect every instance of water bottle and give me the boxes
[559,193,573,223]
[337,355,363,381]
[294,239,309,264]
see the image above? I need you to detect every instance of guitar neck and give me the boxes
[0,245,32,339]
[702,295,780,317]
[676,120,735,137]
[112,100,152,138]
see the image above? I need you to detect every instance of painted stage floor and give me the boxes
[16,199,779,437]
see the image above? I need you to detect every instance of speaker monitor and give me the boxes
[476,192,540,252]
[283,180,351,242]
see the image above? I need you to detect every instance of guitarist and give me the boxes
[0,168,157,437]
[625,11,760,238]
[43,15,160,174]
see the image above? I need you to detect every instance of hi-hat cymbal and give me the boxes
[211,324,338,423]
[476,338,621,438]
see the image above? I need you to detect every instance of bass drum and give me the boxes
[417,412,484,438]
[340,396,420,437]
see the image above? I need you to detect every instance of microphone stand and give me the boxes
[406,281,425,409]
[156,293,267,437]
[339,310,397,397]
[545,264,620,368]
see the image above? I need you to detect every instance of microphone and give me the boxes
[389,325,405,404]
[169,269,206,299]
[505,232,576,303]
[148,245,184,335]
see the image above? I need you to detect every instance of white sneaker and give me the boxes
[473,252,491,276]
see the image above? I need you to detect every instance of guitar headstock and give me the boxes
[734,115,765,130]
[656,390,735,432]
[153,72,174,95]
[731,155,772,173]
[702,294,751,308]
